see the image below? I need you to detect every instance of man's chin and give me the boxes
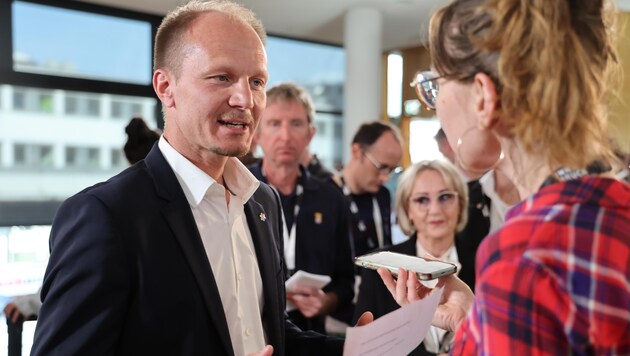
[212,146,248,158]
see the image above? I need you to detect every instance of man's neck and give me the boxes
[263,161,300,195]
[342,165,362,195]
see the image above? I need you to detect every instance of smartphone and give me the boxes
[354,251,457,280]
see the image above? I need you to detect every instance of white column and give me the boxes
[343,7,382,161]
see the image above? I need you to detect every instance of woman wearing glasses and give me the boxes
[354,160,476,355]
[381,0,630,354]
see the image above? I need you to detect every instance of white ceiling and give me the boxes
[76,0,449,51]
[77,0,630,51]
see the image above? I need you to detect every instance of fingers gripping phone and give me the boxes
[354,251,457,280]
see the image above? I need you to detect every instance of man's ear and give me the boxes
[153,69,175,108]
[307,124,317,143]
[350,143,363,159]
[472,73,500,131]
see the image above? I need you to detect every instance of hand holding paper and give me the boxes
[285,270,331,312]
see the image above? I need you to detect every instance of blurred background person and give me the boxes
[382,0,630,353]
[328,121,404,328]
[3,288,41,324]
[249,82,354,335]
[123,116,161,165]
[354,160,473,355]
[332,121,403,258]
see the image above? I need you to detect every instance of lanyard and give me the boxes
[539,167,588,189]
[340,178,384,251]
[283,184,303,271]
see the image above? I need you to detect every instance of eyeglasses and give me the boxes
[363,151,402,176]
[410,191,458,211]
[410,71,441,110]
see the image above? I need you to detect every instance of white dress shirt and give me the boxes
[416,239,460,354]
[159,137,266,355]
[479,170,511,234]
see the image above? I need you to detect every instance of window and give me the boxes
[266,37,345,169]
[111,98,147,120]
[111,148,126,167]
[13,143,54,167]
[65,92,101,117]
[65,146,100,168]
[12,87,53,113]
[12,1,153,85]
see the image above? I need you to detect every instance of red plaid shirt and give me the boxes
[452,177,630,355]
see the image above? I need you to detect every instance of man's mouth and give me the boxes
[219,119,248,129]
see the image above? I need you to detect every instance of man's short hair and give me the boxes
[266,82,316,125]
[351,121,402,148]
[154,0,266,78]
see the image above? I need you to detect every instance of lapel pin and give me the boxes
[314,212,323,224]
[259,212,267,222]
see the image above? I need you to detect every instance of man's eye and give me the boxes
[252,79,265,88]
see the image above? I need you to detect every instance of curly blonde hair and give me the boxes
[429,0,618,170]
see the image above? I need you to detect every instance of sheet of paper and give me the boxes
[285,270,331,312]
[343,287,444,356]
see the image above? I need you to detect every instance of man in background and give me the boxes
[248,82,354,335]
[333,121,403,258]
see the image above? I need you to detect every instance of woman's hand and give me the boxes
[377,267,474,332]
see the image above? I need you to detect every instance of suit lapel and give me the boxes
[244,195,284,352]
[145,147,234,356]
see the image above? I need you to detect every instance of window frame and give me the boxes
[0,0,163,125]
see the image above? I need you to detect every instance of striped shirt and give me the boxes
[452,177,630,355]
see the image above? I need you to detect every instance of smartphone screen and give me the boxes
[354,251,457,280]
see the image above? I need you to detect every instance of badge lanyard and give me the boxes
[283,184,303,271]
[341,180,383,251]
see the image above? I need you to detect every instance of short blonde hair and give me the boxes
[395,160,469,235]
[266,82,316,125]
[154,0,266,78]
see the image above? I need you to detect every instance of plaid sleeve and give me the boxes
[453,257,583,355]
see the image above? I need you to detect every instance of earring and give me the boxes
[456,126,504,174]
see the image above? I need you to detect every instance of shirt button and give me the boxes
[245,328,251,336]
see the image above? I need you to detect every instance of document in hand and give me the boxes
[343,287,444,356]
[285,270,331,311]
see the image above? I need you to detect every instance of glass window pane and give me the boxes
[309,113,343,171]
[267,37,345,112]
[1,85,157,218]
[12,1,152,85]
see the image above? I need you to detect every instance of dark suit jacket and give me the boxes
[353,233,479,355]
[31,145,342,356]
[249,162,355,334]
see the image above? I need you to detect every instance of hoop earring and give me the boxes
[456,126,504,174]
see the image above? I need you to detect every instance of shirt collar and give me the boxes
[158,136,259,207]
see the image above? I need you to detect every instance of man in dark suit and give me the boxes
[249,83,354,335]
[31,1,370,355]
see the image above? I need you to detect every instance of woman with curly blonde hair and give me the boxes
[381,0,630,354]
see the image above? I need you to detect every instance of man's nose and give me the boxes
[228,80,254,109]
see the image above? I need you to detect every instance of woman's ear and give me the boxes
[153,69,175,108]
[473,73,499,131]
